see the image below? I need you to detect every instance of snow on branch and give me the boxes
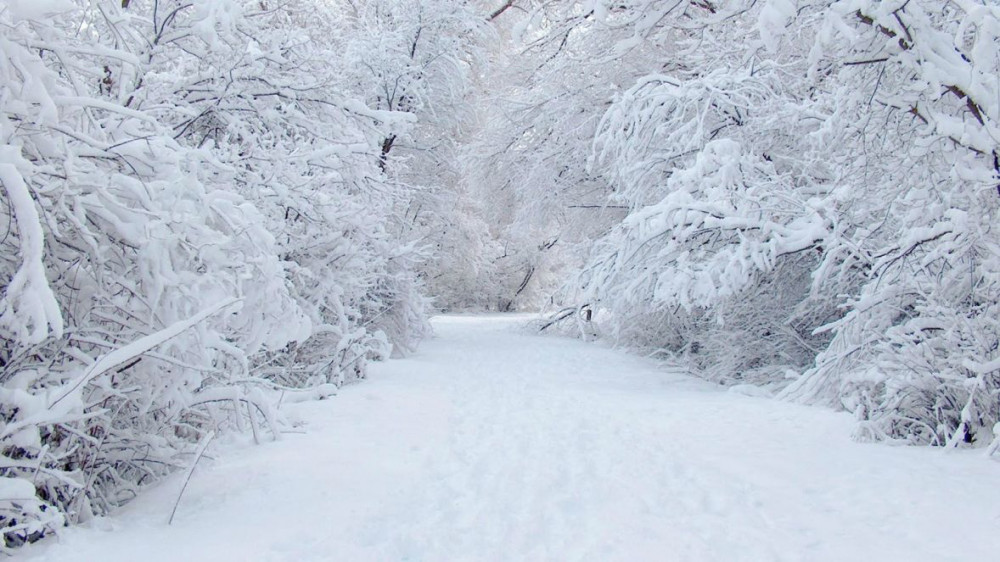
[0,147,63,345]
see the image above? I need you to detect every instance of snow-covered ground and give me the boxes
[18,315,1000,561]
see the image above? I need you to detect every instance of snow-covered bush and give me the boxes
[0,0,429,548]
[509,0,1000,447]
[779,0,1000,446]
[581,134,839,387]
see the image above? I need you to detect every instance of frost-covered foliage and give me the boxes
[500,0,1000,447]
[327,0,502,313]
[779,0,1000,448]
[461,1,639,310]
[582,137,838,386]
[0,0,429,548]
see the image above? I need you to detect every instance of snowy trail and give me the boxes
[20,315,1000,562]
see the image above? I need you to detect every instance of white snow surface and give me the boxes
[19,315,1000,562]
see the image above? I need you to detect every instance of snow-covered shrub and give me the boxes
[0,1,306,545]
[514,0,1000,447]
[145,0,431,374]
[581,135,839,387]
[778,0,1000,446]
[0,0,430,548]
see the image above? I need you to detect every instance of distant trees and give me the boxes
[330,0,505,312]
[460,0,635,310]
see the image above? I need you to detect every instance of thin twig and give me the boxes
[168,430,215,525]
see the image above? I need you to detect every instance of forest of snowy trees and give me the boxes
[2,0,999,549]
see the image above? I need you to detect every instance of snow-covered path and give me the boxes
[21,315,1000,561]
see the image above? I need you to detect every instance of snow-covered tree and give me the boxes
[504,0,1000,446]
[327,0,503,312]
[778,0,1000,447]
[0,0,429,547]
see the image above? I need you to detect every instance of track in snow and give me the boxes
[20,315,1000,561]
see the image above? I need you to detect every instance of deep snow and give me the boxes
[18,315,1000,561]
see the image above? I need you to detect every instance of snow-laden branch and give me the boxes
[48,297,241,409]
[0,146,63,345]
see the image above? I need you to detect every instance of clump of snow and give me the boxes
[758,0,796,51]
